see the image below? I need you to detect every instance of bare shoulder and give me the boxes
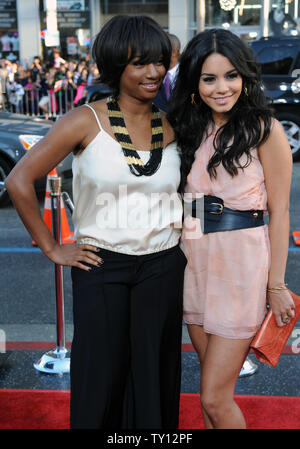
[271,118,286,137]
[56,100,109,150]
[89,99,108,117]
[258,117,292,167]
[38,104,98,157]
[4,105,99,183]
[50,104,95,137]
[268,117,285,136]
[86,99,111,130]
[258,118,288,152]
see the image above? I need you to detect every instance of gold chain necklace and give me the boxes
[106,96,163,177]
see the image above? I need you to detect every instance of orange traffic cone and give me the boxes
[292,231,300,246]
[32,168,75,246]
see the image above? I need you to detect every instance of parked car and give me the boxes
[249,36,300,160]
[76,82,112,106]
[0,112,73,207]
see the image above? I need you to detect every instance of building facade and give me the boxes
[0,0,299,63]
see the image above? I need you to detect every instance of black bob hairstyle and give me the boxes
[167,28,273,192]
[92,15,172,97]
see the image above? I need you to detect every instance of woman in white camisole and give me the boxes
[6,16,186,429]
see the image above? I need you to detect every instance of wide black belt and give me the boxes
[191,195,265,233]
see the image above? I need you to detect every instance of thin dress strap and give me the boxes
[84,103,103,131]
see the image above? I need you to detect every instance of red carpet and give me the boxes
[0,389,299,429]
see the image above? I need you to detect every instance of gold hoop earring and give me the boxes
[244,87,248,96]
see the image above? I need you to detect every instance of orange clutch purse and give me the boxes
[250,290,300,367]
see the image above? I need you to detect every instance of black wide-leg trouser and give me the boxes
[70,244,187,429]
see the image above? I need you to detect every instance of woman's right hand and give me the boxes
[267,289,295,327]
[45,243,103,271]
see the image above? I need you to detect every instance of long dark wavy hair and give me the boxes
[167,29,273,192]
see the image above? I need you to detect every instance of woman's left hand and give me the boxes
[267,289,295,327]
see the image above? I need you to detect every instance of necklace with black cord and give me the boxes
[106,96,164,177]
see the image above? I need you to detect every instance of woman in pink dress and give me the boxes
[168,29,295,429]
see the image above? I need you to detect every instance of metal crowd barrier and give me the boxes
[34,175,71,375]
[2,87,76,119]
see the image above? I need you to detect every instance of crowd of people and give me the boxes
[0,50,99,117]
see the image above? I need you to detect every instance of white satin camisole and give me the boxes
[71,104,182,255]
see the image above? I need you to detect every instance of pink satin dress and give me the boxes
[181,125,270,339]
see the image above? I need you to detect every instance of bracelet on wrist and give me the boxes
[267,284,288,293]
